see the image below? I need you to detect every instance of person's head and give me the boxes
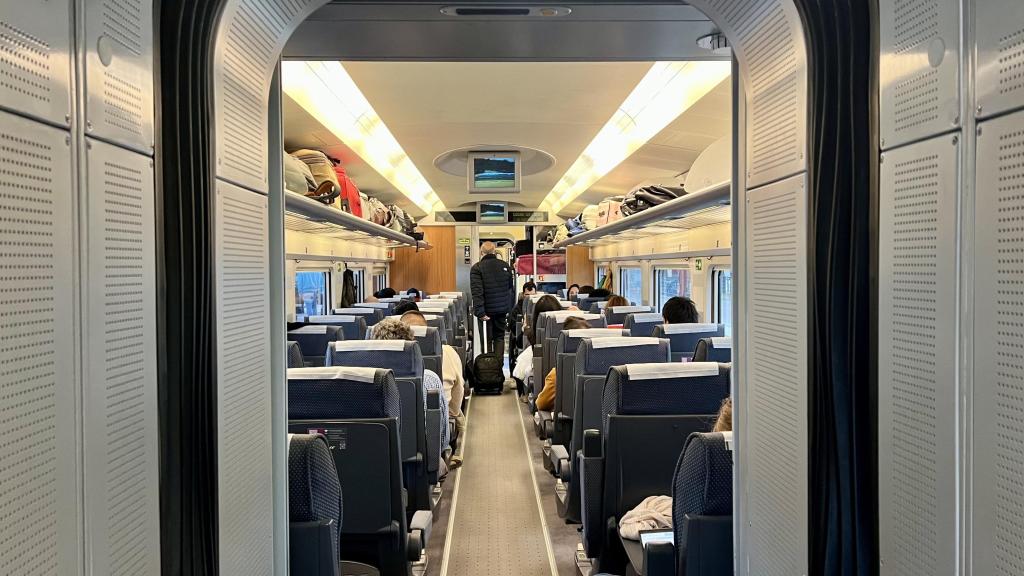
[590,288,611,299]
[606,295,629,308]
[527,295,562,345]
[567,284,580,299]
[713,397,732,432]
[480,241,496,256]
[562,316,589,331]
[393,300,419,315]
[406,287,420,301]
[522,281,537,295]
[662,296,699,324]
[579,285,595,294]
[400,310,427,327]
[372,317,414,341]
[375,287,397,299]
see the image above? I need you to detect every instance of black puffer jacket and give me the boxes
[470,254,514,317]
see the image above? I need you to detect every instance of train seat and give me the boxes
[288,433,342,576]
[289,324,345,366]
[332,307,384,326]
[651,324,725,362]
[623,312,664,337]
[605,305,653,326]
[287,341,306,368]
[307,315,368,341]
[691,337,732,363]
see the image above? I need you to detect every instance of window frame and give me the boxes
[652,264,694,312]
[618,265,644,306]
[709,266,733,336]
[294,267,332,317]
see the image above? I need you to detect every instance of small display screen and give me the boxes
[473,156,517,190]
[478,202,507,224]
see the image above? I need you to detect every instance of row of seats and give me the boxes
[517,292,734,576]
[286,292,472,576]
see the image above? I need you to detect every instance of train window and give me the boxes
[373,272,387,294]
[352,268,366,302]
[619,266,643,305]
[711,268,733,336]
[653,267,693,311]
[597,265,609,287]
[295,270,331,316]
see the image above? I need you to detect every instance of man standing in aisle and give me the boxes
[470,241,514,361]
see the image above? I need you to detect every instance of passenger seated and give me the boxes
[512,295,562,391]
[535,316,590,411]
[372,318,449,472]
[401,311,466,437]
[662,295,700,323]
[606,294,629,308]
[374,287,397,299]
[590,287,611,299]
[393,300,419,315]
[567,283,581,300]
[714,397,732,432]
[406,287,421,301]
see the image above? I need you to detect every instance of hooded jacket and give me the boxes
[470,254,514,317]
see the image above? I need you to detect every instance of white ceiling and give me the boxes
[282,61,731,218]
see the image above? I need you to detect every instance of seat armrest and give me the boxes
[410,510,433,548]
[683,514,733,576]
[290,520,338,576]
[579,449,605,557]
[644,541,675,576]
[583,428,601,457]
[550,444,571,479]
[427,388,440,410]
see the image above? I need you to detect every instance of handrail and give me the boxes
[284,190,426,248]
[551,181,731,248]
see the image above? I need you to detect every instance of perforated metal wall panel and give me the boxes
[216,181,273,575]
[877,135,958,576]
[975,0,1024,120]
[743,173,807,576]
[0,0,72,126]
[84,0,154,153]
[972,109,1024,576]
[879,0,960,149]
[213,0,326,193]
[82,139,159,575]
[696,0,806,188]
[0,110,79,574]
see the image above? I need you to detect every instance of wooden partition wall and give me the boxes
[566,245,594,288]
[390,226,456,294]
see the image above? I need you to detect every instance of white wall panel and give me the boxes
[0,109,79,575]
[878,134,958,576]
[82,139,159,576]
[972,109,1024,576]
[84,0,154,153]
[216,181,273,576]
[0,0,72,126]
[975,0,1024,120]
[879,0,960,149]
[742,173,807,576]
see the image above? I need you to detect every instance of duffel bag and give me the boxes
[284,152,316,194]
[634,185,684,208]
[292,149,342,195]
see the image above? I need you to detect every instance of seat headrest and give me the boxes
[326,341,423,377]
[673,432,733,550]
[333,308,377,316]
[308,315,356,324]
[602,363,730,429]
[287,433,341,560]
[659,323,721,335]
[287,367,401,421]
[286,341,305,368]
[711,337,731,348]
[355,302,391,309]
[576,338,668,374]
[412,326,441,354]
[378,297,403,303]
[290,325,330,334]
[609,306,651,314]
[558,328,626,352]
[626,312,664,324]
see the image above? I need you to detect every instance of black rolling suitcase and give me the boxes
[472,317,505,395]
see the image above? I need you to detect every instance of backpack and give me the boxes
[292,149,342,198]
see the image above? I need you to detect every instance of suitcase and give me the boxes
[472,318,505,394]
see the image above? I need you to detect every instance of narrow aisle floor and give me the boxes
[439,391,558,576]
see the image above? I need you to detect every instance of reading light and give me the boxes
[282,61,446,215]
[538,61,730,215]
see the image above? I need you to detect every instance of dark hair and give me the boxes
[568,284,580,290]
[527,295,561,345]
[662,296,699,324]
[393,300,419,315]
[606,295,629,308]
[407,287,420,298]
[375,287,397,299]
[523,281,537,292]
[579,285,595,293]
[590,288,611,298]
[562,316,589,331]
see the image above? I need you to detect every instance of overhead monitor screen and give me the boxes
[477,202,507,224]
[468,151,521,193]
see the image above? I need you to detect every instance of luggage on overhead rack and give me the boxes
[582,204,599,230]
[366,197,390,226]
[284,152,316,194]
[515,252,566,275]
[332,163,363,217]
[620,185,685,216]
[597,196,624,226]
[565,214,587,236]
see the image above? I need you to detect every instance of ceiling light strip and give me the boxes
[282,61,445,215]
[539,60,731,215]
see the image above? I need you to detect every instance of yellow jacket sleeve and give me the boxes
[536,368,557,411]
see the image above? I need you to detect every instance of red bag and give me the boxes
[333,164,363,218]
[515,253,566,275]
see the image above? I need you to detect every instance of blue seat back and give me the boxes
[288,433,342,563]
[602,363,731,432]
[288,325,344,366]
[652,323,725,361]
[307,315,367,341]
[286,341,306,368]
[674,432,733,575]
[604,305,652,326]
[692,337,732,363]
[623,312,665,337]
[333,307,384,326]
[287,366,401,422]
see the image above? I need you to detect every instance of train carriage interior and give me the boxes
[0,0,1019,575]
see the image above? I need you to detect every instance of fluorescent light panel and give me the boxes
[282,61,445,215]
[539,61,731,215]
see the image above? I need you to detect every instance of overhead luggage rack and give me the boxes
[551,181,730,248]
[284,190,429,248]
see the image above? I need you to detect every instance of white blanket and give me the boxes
[618,495,673,540]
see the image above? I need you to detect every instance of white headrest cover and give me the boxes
[330,340,407,351]
[722,431,734,451]
[626,362,719,380]
[577,293,590,299]
[440,292,463,297]
[421,314,440,320]
[564,328,623,338]
[418,302,450,309]
[529,294,548,302]
[590,336,660,349]
[662,323,720,334]
[559,301,573,308]
[333,308,375,315]
[541,310,601,322]
[287,366,379,383]
[291,325,328,334]
[308,315,356,324]
[410,325,429,337]
[356,303,390,309]
[611,306,651,313]
[630,312,664,323]
[378,297,403,303]
[710,337,732,348]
